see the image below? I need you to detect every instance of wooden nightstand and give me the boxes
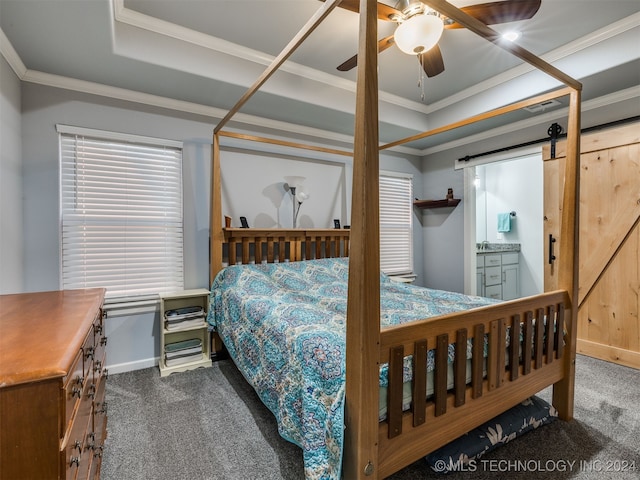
[159,289,212,377]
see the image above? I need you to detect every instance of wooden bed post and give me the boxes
[344,0,381,478]
[552,87,581,420]
[209,133,226,356]
[210,133,223,286]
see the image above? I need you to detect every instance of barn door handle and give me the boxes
[548,234,557,265]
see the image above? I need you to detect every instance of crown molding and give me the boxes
[422,85,640,156]
[8,62,638,160]
[17,68,423,157]
[0,28,27,78]
[5,51,635,161]
[111,0,430,115]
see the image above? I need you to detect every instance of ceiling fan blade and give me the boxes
[337,35,395,72]
[445,0,542,29]
[319,0,400,21]
[419,45,445,78]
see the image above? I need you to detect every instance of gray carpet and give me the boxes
[101,355,640,479]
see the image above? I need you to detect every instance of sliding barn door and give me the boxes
[543,122,640,369]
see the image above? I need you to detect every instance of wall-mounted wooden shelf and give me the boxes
[413,198,461,209]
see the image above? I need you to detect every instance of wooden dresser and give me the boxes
[0,288,108,480]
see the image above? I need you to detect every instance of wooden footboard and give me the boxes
[377,290,572,478]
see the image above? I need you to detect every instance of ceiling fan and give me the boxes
[322,0,541,78]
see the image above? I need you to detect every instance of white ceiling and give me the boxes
[1,0,639,154]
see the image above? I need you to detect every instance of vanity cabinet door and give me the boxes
[502,263,520,300]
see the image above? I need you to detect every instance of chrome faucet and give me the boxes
[481,240,489,251]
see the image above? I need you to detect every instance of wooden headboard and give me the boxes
[222,228,350,265]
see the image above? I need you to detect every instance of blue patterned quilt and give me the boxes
[207,258,496,479]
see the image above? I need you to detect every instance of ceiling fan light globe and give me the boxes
[394,14,444,55]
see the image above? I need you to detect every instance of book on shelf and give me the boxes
[165,338,201,352]
[164,306,204,322]
[164,305,205,330]
[164,340,202,366]
[164,353,203,367]
[165,346,203,359]
[165,316,205,330]
[164,338,203,359]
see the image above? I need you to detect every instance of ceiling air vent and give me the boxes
[523,99,561,113]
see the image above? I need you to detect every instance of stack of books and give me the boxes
[164,305,205,331]
[164,338,203,367]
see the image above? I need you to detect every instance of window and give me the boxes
[379,172,413,275]
[59,125,184,301]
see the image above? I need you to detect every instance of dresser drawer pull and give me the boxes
[75,375,84,387]
[86,432,96,451]
[73,440,82,453]
[94,360,102,374]
[84,346,94,361]
[95,324,103,335]
[71,387,82,399]
[70,456,81,468]
[100,336,108,346]
[104,368,109,380]
[88,384,96,399]
[97,402,108,415]
[93,446,104,459]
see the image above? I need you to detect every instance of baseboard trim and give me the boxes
[106,357,159,375]
[577,339,640,370]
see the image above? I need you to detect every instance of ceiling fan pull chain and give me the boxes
[418,55,425,102]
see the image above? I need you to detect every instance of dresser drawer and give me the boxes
[63,350,85,438]
[62,378,93,480]
[88,451,101,480]
[93,375,108,447]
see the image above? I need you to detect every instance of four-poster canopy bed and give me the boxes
[207,0,582,478]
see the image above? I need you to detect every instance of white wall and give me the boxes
[220,150,347,229]
[476,154,544,297]
[17,83,424,373]
[419,155,467,293]
[0,55,23,294]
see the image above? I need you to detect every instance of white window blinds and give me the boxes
[59,126,184,300]
[380,172,413,275]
